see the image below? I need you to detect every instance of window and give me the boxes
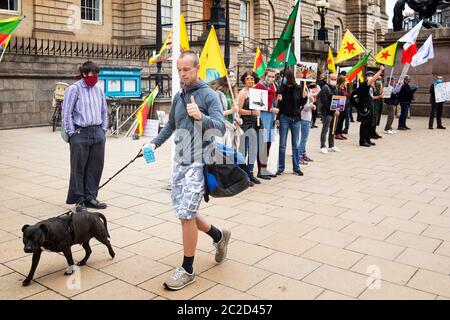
[81,0,101,22]
[333,26,341,50]
[0,0,19,12]
[432,10,442,24]
[313,21,320,41]
[240,1,249,38]
[161,0,172,25]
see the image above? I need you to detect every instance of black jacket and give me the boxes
[317,84,339,116]
[277,84,307,119]
[398,83,417,103]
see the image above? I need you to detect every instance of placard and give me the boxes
[249,88,268,111]
[382,86,394,98]
[157,110,168,127]
[295,61,318,83]
[330,95,347,111]
[143,119,159,138]
[435,82,450,103]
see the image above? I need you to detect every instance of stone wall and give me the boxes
[0,52,170,130]
[381,28,450,118]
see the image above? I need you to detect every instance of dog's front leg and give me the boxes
[62,247,75,275]
[23,249,42,286]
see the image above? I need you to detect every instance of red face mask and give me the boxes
[83,74,98,87]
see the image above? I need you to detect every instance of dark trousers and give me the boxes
[336,107,346,134]
[398,102,410,129]
[311,108,318,126]
[320,115,335,148]
[359,122,371,144]
[66,126,106,205]
[429,103,444,128]
[257,141,271,173]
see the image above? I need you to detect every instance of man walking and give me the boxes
[145,51,230,290]
[429,75,446,130]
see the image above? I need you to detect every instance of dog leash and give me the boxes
[58,149,143,217]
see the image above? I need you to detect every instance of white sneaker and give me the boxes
[391,130,397,134]
[384,130,394,135]
[320,147,329,154]
[328,146,341,152]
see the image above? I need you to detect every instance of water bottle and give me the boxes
[143,145,155,164]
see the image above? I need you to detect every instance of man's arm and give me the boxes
[62,85,78,136]
[150,97,176,148]
[101,93,108,132]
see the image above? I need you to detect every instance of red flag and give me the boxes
[402,43,417,64]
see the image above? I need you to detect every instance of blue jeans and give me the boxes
[299,120,311,156]
[398,102,410,128]
[345,105,352,130]
[278,115,301,172]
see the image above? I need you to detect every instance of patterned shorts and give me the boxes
[171,163,205,220]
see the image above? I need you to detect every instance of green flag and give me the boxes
[268,1,300,68]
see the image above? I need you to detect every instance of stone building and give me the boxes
[0,0,388,129]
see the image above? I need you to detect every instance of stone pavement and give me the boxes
[1,115,450,300]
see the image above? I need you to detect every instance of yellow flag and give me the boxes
[335,30,365,64]
[199,26,227,82]
[180,14,190,52]
[149,15,190,65]
[327,47,336,74]
[375,42,398,67]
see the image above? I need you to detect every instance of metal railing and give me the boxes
[6,37,153,60]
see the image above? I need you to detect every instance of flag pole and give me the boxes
[0,46,6,63]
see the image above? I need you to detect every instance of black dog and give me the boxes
[21,211,115,286]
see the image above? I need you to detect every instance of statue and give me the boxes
[393,0,450,31]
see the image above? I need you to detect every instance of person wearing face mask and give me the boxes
[429,76,446,130]
[254,69,280,179]
[356,66,384,147]
[397,75,418,130]
[383,76,399,135]
[371,79,384,139]
[317,73,341,154]
[62,61,108,212]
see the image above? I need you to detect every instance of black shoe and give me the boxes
[276,171,284,176]
[370,135,379,140]
[75,203,87,213]
[85,199,107,209]
[375,134,382,139]
[405,126,411,130]
[257,174,271,180]
[248,181,255,187]
[398,127,407,131]
[437,126,446,129]
[342,129,349,134]
[368,141,376,146]
[429,127,434,130]
[359,142,371,147]
[249,174,261,184]
[293,170,304,176]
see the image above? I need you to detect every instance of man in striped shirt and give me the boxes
[62,61,108,212]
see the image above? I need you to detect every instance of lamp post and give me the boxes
[315,0,330,44]
[209,0,230,68]
[155,0,163,93]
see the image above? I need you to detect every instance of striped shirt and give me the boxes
[62,79,108,136]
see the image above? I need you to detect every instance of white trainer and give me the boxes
[328,146,341,152]
[320,147,329,154]
[384,130,394,135]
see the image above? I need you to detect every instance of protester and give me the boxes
[335,75,349,140]
[299,83,317,164]
[309,82,321,129]
[356,65,384,147]
[237,71,261,185]
[397,75,418,130]
[429,75,446,130]
[62,61,108,212]
[371,79,384,139]
[383,76,398,134]
[254,68,280,179]
[145,51,229,291]
[317,73,341,154]
[276,69,307,176]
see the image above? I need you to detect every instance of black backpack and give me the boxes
[350,86,371,121]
